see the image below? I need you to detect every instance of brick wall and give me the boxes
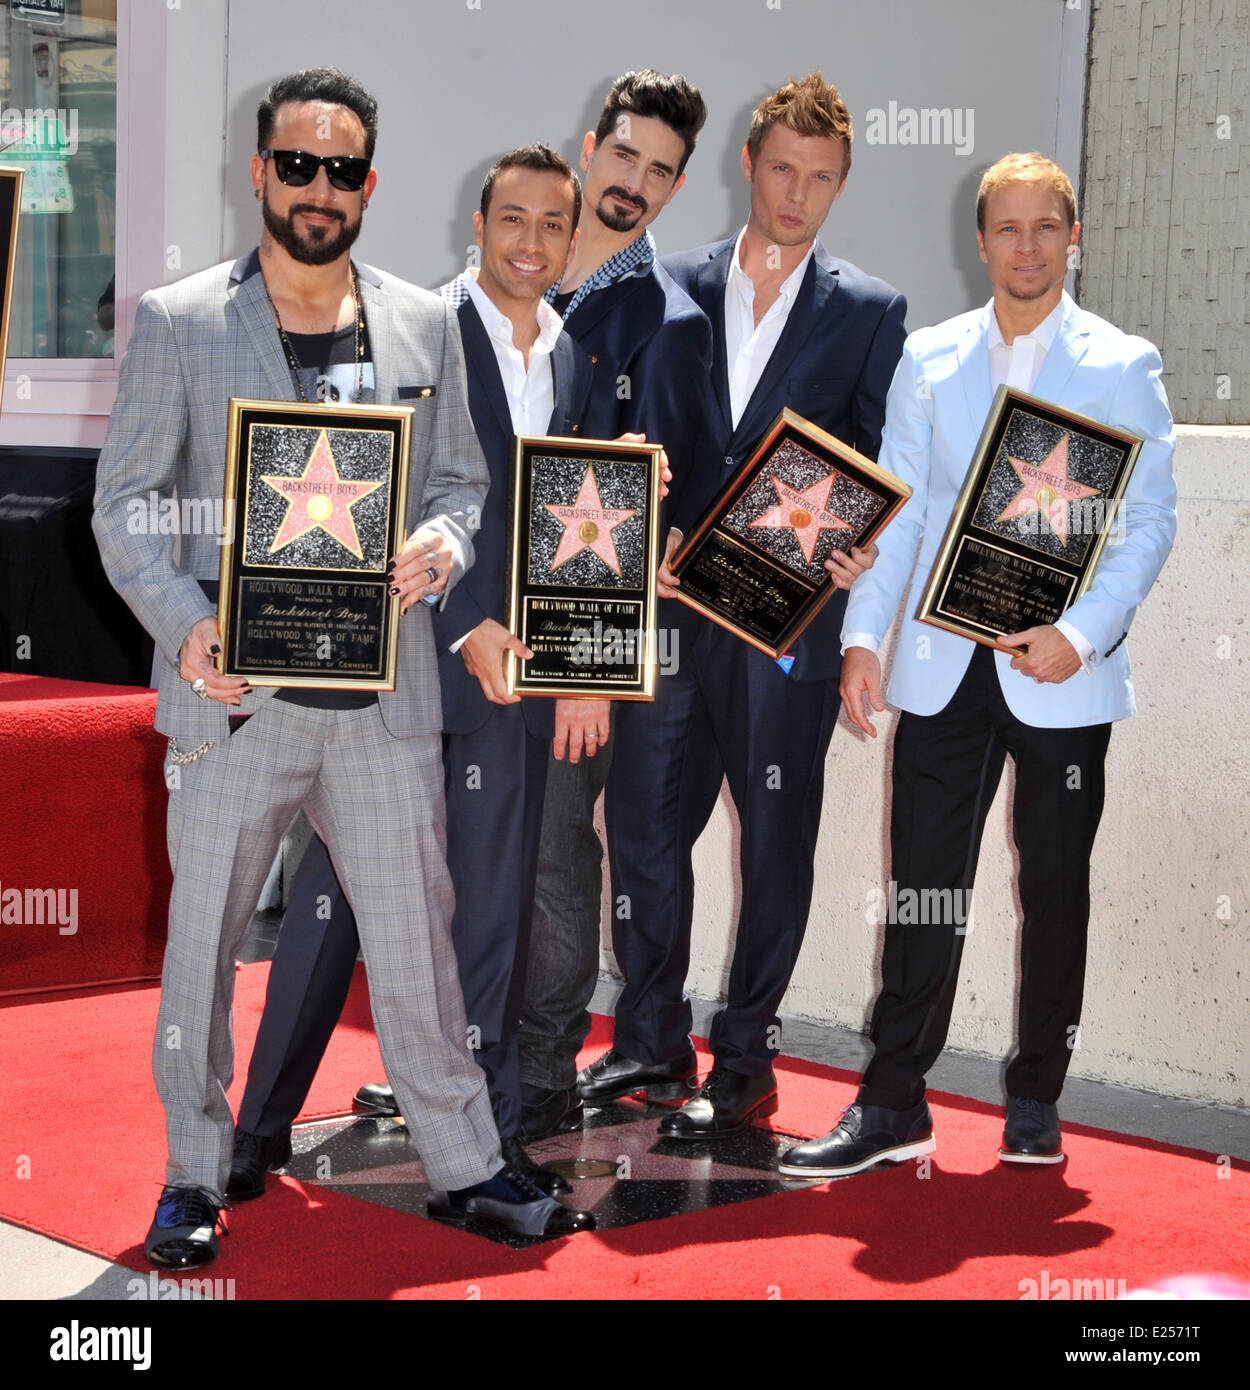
[1080,0,1248,424]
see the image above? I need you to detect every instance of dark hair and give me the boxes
[480,144,582,228]
[257,68,379,161]
[593,69,706,175]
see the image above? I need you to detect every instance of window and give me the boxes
[1,0,117,360]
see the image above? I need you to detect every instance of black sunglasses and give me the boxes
[260,148,372,192]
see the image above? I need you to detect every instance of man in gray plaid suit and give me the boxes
[93,68,592,1269]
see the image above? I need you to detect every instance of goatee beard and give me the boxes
[594,186,647,234]
[263,198,361,267]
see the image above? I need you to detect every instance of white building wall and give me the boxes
[139,1,1244,1103]
[628,427,1248,1107]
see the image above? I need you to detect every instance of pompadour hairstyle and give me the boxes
[593,69,707,175]
[257,68,379,161]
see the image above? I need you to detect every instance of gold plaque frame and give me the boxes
[218,398,413,689]
[916,385,1144,649]
[670,407,912,659]
[505,433,663,700]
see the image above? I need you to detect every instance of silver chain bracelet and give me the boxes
[167,737,215,765]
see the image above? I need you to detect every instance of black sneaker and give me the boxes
[144,1185,228,1269]
[777,1100,935,1178]
[999,1097,1064,1164]
[226,1127,293,1201]
[500,1136,571,1196]
[427,1165,595,1237]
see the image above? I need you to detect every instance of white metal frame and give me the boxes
[0,0,166,444]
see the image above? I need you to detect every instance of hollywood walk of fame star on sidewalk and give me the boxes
[261,429,384,560]
[544,465,638,576]
[996,432,1101,547]
[748,472,855,565]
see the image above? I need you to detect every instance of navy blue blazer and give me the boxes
[433,297,595,736]
[663,238,907,682]
[562,260,712,527]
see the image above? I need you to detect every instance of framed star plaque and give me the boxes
[669,408,911,658]
[217,398,413,688]
[505,434,663,699]
[915,386,1143,649]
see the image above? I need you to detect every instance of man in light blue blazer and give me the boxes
[780,153,1176,1179]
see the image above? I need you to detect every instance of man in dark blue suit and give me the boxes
[516,71,714,1142]
[227,145,608,1205]
[581,73,908,1137]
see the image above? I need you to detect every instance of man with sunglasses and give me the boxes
[93,68,593,1270]
[225,144,615,1201]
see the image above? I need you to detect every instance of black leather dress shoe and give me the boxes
[518,1082,584,1143]
[658,1067,778,1139]
[999,1097,1064,1164]
[501,1137,571,1196]
[576,1048,698,1106]
[427,1165,595,1237]
[777,1100,935,1178]
[145,1186,228,1269]
[226,1127,293,1201]
[353,1081,399,1116]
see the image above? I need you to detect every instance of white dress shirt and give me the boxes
[724,228,815,430]
[845,291,1094,670]
[987,293,1093,667]
[462,268,561,436]
[452,271,563,650]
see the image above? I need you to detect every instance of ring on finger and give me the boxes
[191,677,209,699]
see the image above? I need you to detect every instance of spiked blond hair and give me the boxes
[747,72,853,179]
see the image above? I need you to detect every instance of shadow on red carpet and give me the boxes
[1,963,1244,1299]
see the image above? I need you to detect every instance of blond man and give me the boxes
[780,154,1176,1177]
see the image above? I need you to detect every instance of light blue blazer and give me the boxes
[843,294,1177,728]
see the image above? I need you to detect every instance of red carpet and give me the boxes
[0,674,170,995]
[2,964,1245,1300]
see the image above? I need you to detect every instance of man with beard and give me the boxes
[226,144,616,1199]
[509,70,714,1144]
[348,71,712,1146]
[93,69,592,1267]
[588,73,906,1136]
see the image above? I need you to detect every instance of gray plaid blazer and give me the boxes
[93,250,489,741]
